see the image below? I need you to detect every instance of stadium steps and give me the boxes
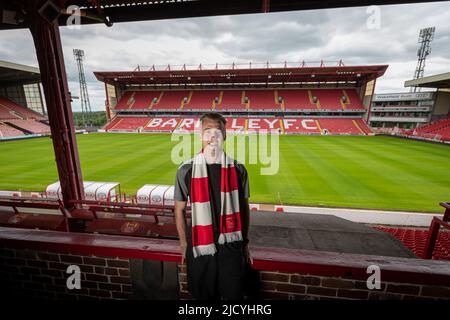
[126,92,136,109]
[308,90,321,109]
[5,119,51,134]
[0,122,27,138]
[340,90,350,110]
[3,121,33,135]
[352,120,366,134]
[0,105,23,120]
[0,96,45,120]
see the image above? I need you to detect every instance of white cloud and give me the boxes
[0,2,449,111]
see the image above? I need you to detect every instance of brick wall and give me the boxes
[3,246,450,300]
[0,247,133,300]
[178,267,450,300]
[2,227,450,300]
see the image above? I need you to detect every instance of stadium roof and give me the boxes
[0,0,447,30]
[0,60,41,85]
[94,63,388,86]
[404,72,450,89]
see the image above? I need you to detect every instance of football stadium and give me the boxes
[0,0,449,305]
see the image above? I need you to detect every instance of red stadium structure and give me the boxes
[0,96,50,137]
[95,62,386,136]
[0,0,449,302]
[406,116,450,141]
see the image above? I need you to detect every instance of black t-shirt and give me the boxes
[174,159,250,240]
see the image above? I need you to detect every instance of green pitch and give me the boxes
[0,133,449,213]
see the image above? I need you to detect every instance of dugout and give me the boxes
[46,181,121,203]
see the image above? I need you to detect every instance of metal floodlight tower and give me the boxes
[73,49,93,127]
[410,27,435,92]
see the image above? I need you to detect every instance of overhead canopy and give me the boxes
[0,0,446,30]
[0,60,41,86]
[405,72,450,89]
[94,64,388,86]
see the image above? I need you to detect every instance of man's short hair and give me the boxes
[199,112,227,129]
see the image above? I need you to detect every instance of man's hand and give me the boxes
[243,243,253,265]
[175,200,188,264]
[180,241,187,264]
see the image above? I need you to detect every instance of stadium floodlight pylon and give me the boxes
[73,49,93,128]
[410,27,435,93]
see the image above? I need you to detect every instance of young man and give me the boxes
[174,112,251,300]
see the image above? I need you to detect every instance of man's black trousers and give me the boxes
[185,238,246,300]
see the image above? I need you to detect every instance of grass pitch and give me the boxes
[0,133,448,213]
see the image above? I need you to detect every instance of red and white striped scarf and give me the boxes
[190,150,242,258]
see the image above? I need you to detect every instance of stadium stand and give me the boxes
[143,116,182,132]
[278,89,312,110]
[308,89,365,110]
[158,91,191,110]
[216,90,246,110]
[0,122,25,137]
[130,91,155,109]
[183,91,218,110]
[246,117,283,133]
[246,90,279,110]
[104,116,372,135]
[113,89,367,112]
[97,64,389,136]
[0,105,19,119]
[407,116,450,141]
[374,226,450,261]
[0,96,45,120]
[343,89,365,110]
[103,116,150,131]
[5,119,50,134]
[114,91,134,110]
[0,96,50,137]
[319,118,368,135]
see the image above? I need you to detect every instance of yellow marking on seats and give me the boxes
[279,119,285,134]
[213,90,223,110]
[274,90,284,111]
[180,91,192,110]
[173,118,183,131]
[308,90,320,109]
[127,92,136,109]
[315,120,323,135]
[343,90,351,104]
[353,119,366,135]
[158,91,164,103]
[148,92,160,109]
[110,119,123,130]
[340,90,351,110]
[144,118,154,129]
[150,91,165,109]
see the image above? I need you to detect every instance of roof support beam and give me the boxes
[28,0,84,211]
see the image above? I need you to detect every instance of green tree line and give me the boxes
[72,111,107,129]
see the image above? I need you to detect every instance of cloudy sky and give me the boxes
[0,1,449,112]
